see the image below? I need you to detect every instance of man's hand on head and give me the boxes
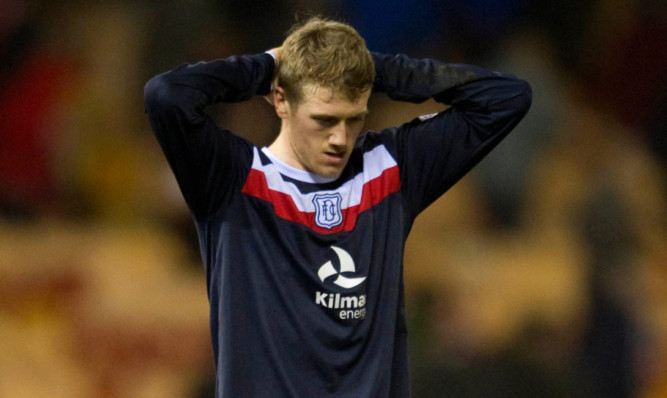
[264,47,282,106]
[268,47,282,65]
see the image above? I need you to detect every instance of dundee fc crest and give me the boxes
[313,193,343,229]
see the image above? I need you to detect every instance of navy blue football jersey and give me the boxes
[144,52,531,397]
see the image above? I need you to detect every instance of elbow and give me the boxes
[143,73,179,116]
[490,78,532,133]
[144,71,204,124]
[514,78,533,118]
[144,74,167,114]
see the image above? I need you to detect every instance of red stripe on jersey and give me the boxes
[241,165,400,234]
[241,168,313,227]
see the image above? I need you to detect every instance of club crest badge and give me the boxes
[313,193,343,229]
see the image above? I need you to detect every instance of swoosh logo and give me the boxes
[317,246,366,289]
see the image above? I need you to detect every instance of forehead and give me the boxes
[297,84,370,115]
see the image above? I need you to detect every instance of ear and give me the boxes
[273,86,290,119]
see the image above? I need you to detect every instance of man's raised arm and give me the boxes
[371,53,532,214]
[143,53,275,218]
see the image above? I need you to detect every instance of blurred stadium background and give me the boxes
[0,0,665,396]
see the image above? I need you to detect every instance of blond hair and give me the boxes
[277,17,375,105]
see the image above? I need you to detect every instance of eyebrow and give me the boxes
[310,110,369,120]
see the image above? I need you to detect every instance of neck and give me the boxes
[268,124,299,169]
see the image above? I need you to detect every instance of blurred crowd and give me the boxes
[0,0,665,397]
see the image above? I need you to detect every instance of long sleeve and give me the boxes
[371,53,532,215]
[143,53,275,219]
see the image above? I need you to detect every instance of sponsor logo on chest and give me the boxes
[314,246,367,320]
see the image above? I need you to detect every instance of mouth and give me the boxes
[324,151,345,162]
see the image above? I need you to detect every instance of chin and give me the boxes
[319,170,342,179]
[316,167,343,179]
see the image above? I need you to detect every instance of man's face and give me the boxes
[276,84,370,178]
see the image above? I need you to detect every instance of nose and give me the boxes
[328,122,348,148]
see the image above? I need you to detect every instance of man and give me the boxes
[144,17,531,398]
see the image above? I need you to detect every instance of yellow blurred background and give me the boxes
[1,1,665,397]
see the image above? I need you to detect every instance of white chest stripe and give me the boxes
[250,146,397,212]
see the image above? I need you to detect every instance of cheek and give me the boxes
[292,128,320,158]
[347,128,363,145]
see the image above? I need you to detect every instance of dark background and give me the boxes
[1,1,665,396]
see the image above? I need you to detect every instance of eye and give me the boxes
[345,116,365,127]
[313,116,337,127]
